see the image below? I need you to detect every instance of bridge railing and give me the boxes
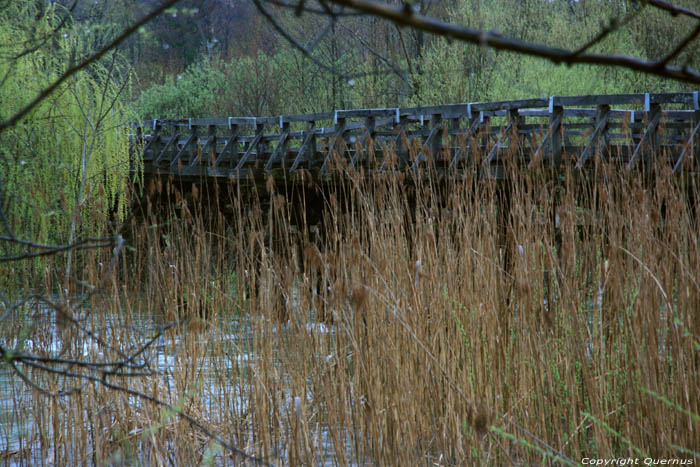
[131,92,700,180]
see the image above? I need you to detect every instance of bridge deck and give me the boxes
[131,92,700,182]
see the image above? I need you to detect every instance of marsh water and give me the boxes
[0,302,357,466]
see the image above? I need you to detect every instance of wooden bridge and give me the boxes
[132,92,700,183]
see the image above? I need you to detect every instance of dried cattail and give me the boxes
[304,242,324,271]
[266,175,276,194]
[350,286,369,312]
[472,407,490,436]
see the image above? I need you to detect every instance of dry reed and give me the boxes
[2,145,699,466]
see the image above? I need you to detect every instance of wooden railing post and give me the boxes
[576,104,611,168]
[628,95,663,171]
[207,124,217,166]
[550,98,564,168]
[447,117,460,167]
[507,108,524,160]
[430,113,443,162]
[141,120,161,162]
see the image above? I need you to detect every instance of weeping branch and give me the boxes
[0,0,185,133]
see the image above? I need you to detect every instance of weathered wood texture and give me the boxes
[131,92,700,181]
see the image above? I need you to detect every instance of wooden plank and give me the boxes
[549,105,564,167]
[470,97,549,112]
[555,92,696,107]
[336,108,398,120]
[281,112,334,123]
[401,103,469,118]
[235,124,265,170]
[483,122,512,166]
[189,116,277,127]
[145,164,256,180]
[141,125,162,161]
[481,110,508,118]
[190,125,217,166]
[290,121,317,171]
[446,117,460,166]
[378,116,410,172]
[320,119,347,174]
[449,117,480,170]
[519,108,631,119]
[154,134,179,165]
[475,115,491,157]
[213,126,241,167]
[528,111,563,169]
[576,104,610,168]
[627,103,662,171]
[264,122,291,172]
[350,116,376,169]
[664,110,697,121]
[169,131,197,167]
[482,109,521,166]
[411,114,442,170]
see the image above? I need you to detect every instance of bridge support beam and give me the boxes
[577,104,611,168]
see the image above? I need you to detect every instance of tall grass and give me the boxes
[2,151,699,465]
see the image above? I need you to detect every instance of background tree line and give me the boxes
[118,0,700,118]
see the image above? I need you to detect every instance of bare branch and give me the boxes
[261,0,367,17]
[336,22,408,85]
[306,18,334,52]
[253,0,350,78]
[321,0,700,84]
[0,235,121,262]
[569,5,646,59]
[657,22,700,67]
[648,0,700,20]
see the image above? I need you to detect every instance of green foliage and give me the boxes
[0,3,137,244]
[134,47,403,119]
[135,56,227,118]
[408,0,696,104]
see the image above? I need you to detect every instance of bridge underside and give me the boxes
[132,92,700,185]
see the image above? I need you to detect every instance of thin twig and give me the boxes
[656,22,700,67]
[322,0,700,84]
[252,0,350,79]
[648,0,700,20]
[16,358,270,465]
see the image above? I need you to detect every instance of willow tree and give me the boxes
[0,2,138,263]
